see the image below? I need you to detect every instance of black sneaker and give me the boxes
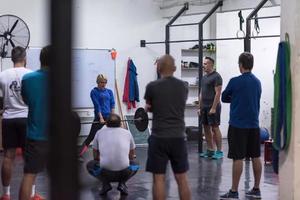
[245,188,261,199]
[99,183,112,195]
[220,190,239,199]
[117,182,128,196]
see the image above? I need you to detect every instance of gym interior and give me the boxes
[0,0,299,199]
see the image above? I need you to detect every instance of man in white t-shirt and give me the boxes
[0,46,33,200]
[86,113,139,196]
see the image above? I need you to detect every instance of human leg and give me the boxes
[174,173,191,200]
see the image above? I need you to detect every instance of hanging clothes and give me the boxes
[123,58,140,109]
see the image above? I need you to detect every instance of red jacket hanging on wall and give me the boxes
[123,58,139,109]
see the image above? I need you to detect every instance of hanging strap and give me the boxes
[273,33,292,151]
[236,10,245,38]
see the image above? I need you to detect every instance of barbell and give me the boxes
[81,107,150,132]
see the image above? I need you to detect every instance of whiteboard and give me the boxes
[27,47,41,71]
[27,48,115,108]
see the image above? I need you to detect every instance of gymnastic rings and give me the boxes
[252,27,260,39]
[236,30,245,39]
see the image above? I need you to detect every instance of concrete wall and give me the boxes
[279,0,300,199]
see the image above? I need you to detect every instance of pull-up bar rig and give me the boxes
[140,0,280,153]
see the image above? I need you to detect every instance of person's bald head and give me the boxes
[157,54,176,76]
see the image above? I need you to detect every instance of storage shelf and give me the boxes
[186,103,199,108]
[181,49,215,53]
[181,67,199,70]
[188,84,198,88]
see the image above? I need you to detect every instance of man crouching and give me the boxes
[86,113,139,196]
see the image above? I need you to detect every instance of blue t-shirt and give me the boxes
[222,72,261,128]
[90,87,115,120]
[21,69,48,141]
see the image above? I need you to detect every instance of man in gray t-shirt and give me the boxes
[199,57,223,159]
[144,55,191,200]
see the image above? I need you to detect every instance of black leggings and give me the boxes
[82,119,105,146]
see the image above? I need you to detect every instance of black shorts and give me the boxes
[24,139,48,174]
[146,135,189,174]
[2,118,27,149]
[201,104,221,126]
[227,125,261,160]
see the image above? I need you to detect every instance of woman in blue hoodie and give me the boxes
[79,74,115,157]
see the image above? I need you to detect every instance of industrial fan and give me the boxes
[0,14,30,58]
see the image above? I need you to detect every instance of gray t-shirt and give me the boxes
[144,76,188,138]
[93,126,135,171]
[201,71,222,107]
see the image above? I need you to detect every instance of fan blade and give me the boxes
[9,39,15,48]
[0,34,4,37]
[9,20,19,34]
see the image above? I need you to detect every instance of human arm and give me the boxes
[221,79,233,103]
[209,85,222,114]
[109,90,115,113]
[129,133,136,160]
[90,90,105,123]
[144,84,152,112]
[129,149,136,160]
[93,149,100,161]
[21,79,28,105]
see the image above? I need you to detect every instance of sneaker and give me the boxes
[199,150,208,157]
[0,194,10,200]
[99,183,112,196]
[212,150,224,159]
[220,190,239,199]
[200,150,215,158]
[117,182,128,196]
[31,194,45,200]
[245,188,261,199]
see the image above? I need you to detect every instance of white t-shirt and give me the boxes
[93,126,136,171]
[0,67,32,119]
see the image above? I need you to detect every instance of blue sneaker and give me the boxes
[245,188,261,199]
[212,150,224,159]
[199,150,209,157]
[220,190,239,199]
[200,150,215,158]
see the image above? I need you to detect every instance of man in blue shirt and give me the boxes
[220,52,262,199]
[79,74,115,157]
[19,46,50,200]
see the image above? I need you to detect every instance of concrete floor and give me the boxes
[0,141,278,200]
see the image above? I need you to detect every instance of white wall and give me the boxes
[279,0,300,199]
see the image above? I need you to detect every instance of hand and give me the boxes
[197,108,201,115]
[99,118,106,124]
[209,108,216,115]
[145,104,152,112]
